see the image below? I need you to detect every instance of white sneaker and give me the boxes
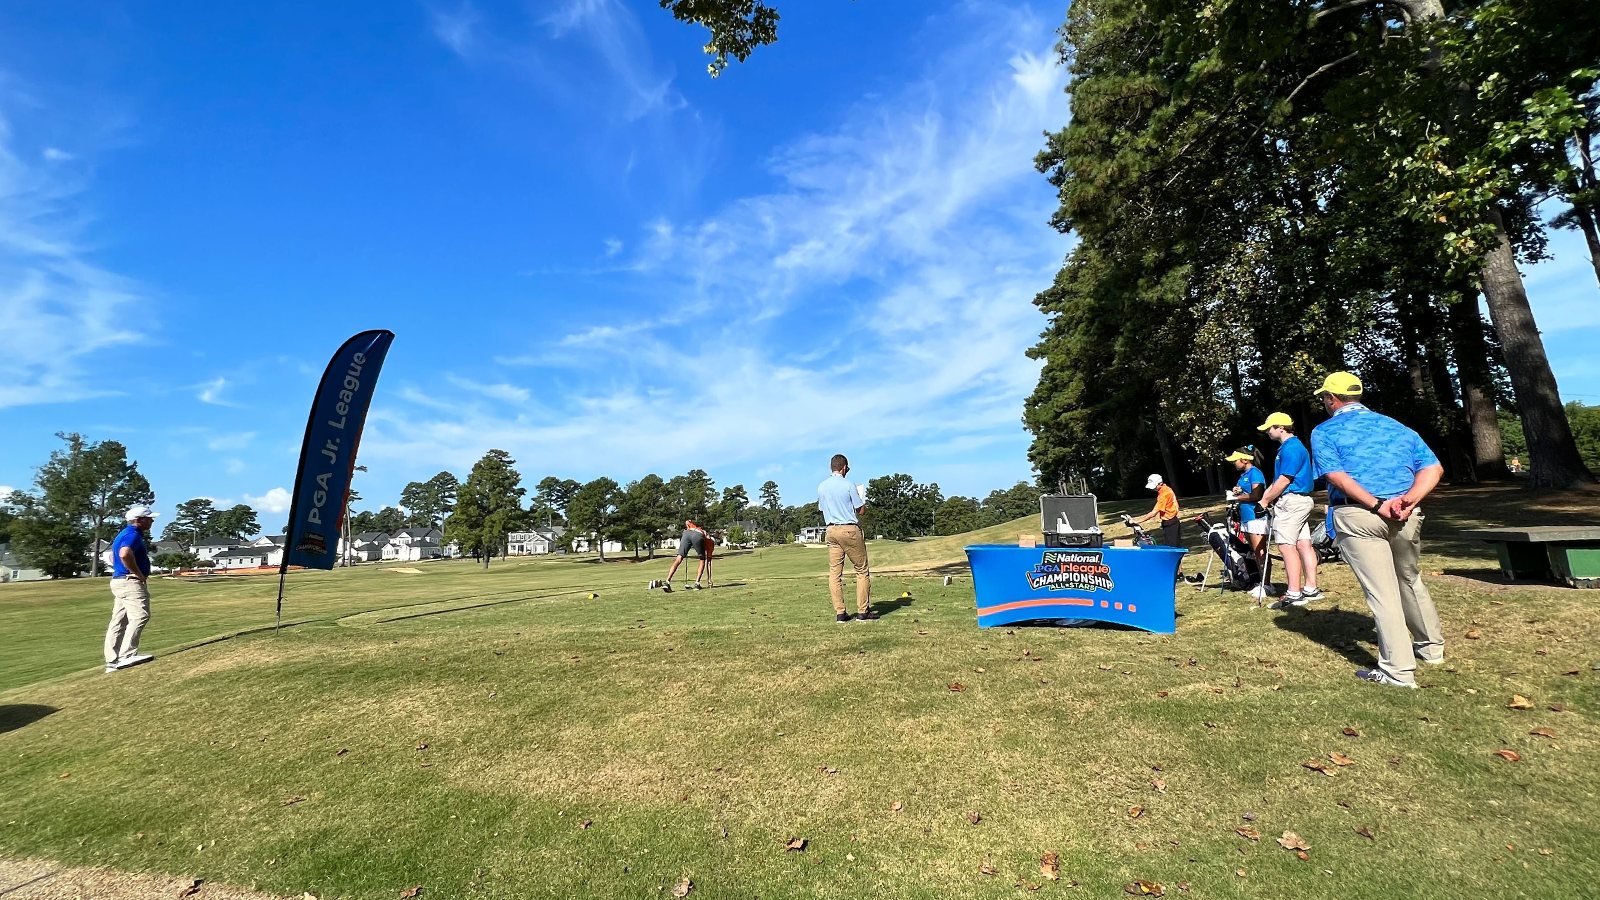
[1414,644,1445,665]
[1268,592,1308,610]
[104,660,124,673]
[1300,587,1324,601]
[1355,668,1419,688]
[119,653,155,668]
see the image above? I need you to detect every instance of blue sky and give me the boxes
[0,1,1597,528]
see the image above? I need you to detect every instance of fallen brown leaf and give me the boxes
[948,683,966,693]
[1098,664,1113,671]
[1562,669,1580,676]
[578,820,592,830]
[1134,842,1149,850]
[974,667,986,674]
[979,862,998,876]
[399,888,421,900]
[1465,630,1481,640]
[415,743,428,750]
[1296,850,1310,861]
[176,879,202,899]
[817,765,838,775]
[967,811,982,825]
[1040,851,1060,881]
[1151,779,1167,792]
[1129,806,1144,818]
[335,749,348,757]
[1277,831,1310,851]
[283,796,307,806]
[1241,812,1257,821]
[1176,882,1191,893]
[671,878,692,898]
[1495,749,1521,761]
[1529,727,1557,739]
[1354,826,1375,840]
[1155,691,1170,698]
[1236,827,1260,841]
[1342,726,1360,737]
[785,838,807,851]
[1508,695,1534,710]
[1328,752,1355,766]
[1235,870,1246,878]
[1550,704,1570,712]
[1303,759,1338,777]
[1124,880,1164,896]
[890,801,903,812]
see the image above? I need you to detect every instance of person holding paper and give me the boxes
[817,454,876,623]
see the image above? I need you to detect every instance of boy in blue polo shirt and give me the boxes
[1258,412,1321,608]
[1311,372,1445,689]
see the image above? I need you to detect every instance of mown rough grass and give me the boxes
[2,485,1598,898]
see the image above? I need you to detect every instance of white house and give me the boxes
[339,531,390,562]
[797,526,827,544]
[506,526,566,556]
[212,546,271,570]
[194,536,241,562]
[385,527,445,561]
[0,544,47,583]
[570,534,625,555]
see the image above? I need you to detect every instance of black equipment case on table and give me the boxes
[1040,493,1103,549]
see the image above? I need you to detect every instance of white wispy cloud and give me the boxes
[195,377,233,406]
[244,487,292,514]
[369,4,1069,488]
[41,147,72,162]
[0,105,145,409]
[206,431,257,451]
[431,0,684,123]
[431,3,479,58]
[445,374,530,404]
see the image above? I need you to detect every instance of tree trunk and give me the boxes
[1153,420,1181,496]
[1446,291,1508,479]
[1571,201,1600,291]
[1479,206,1594,487]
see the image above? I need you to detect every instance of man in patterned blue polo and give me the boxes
[1311,372,1446,688]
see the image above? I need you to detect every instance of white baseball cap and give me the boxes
[1145,474,1163,490]
[125,505,157,521]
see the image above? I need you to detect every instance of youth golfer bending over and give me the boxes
[660,520,714,591]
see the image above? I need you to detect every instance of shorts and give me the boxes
[676,530,709,558]
[1270,493,1314,545]
[1240,518,1269,536]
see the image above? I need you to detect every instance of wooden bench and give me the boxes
[1457,526,1600,589]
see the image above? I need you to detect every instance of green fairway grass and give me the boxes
[2,485,1597,898]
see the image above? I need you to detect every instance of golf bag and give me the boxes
[1191,510,1261,591]
[1118,513,1155,547]
[1309,514,1342,565]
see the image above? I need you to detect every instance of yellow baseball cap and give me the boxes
[1224,449,1255,463]
[1315,371,1363,397]
[1257,412,1293,431]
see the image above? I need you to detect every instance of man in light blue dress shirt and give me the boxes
[817,454,877,623]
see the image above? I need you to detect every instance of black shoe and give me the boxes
[856,610,881,621]
[661,584,673,593]
[835,613,852,624]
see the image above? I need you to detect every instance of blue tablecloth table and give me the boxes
[964,544,1182,633]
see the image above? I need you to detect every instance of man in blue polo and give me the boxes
[1258,412,1322,609]
[817,454,877,623]
[105,505,158,673]
[1311,372,1445,688]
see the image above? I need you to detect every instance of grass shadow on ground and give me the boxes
[1271,606,1381,668]
[0,704,57,735]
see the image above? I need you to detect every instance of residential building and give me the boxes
[797,526,827,544]
[385,527,445,561]
[212,546,272,570]
[570,534,625,555]
[0,543,47,583]
[194,536,241,562]
[339,531,391,563]
[506,527,567,556]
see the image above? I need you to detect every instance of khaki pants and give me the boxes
[825,524,871,615]
[1333,507,1444,684]
[105,577,151,665]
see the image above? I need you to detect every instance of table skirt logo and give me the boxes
[1027,550,1114,592]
